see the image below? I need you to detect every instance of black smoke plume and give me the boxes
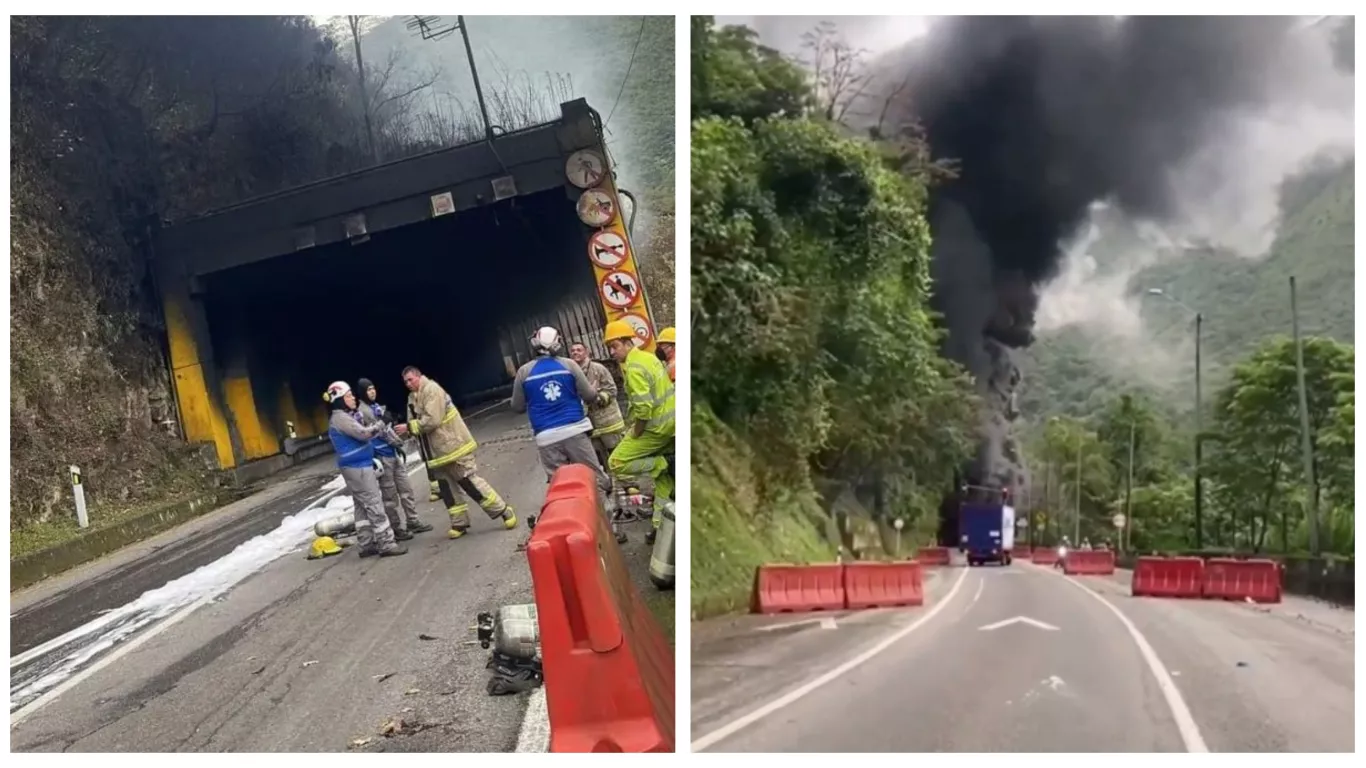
[880,16,1324,491]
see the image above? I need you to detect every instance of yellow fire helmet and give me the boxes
[657,327,676,344]
[308,536,344,560]
[603,319,637,343]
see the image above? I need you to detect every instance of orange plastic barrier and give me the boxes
[1031,547,1059,566]
[1012,548,1031,561]
[843,561,925,609]
[1202,558,1282,604]
[915,546,951,566]
[1062,549,1115,575]
[752,564,846,614]
[526,464,674,753]
[1131,556,1205,598]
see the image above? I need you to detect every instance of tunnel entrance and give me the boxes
[203,186,606,442]
[154,98,660,472]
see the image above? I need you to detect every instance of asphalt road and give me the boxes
[10,406,665,753]
[691,560,1354,753]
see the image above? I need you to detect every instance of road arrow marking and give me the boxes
[757,617,838,632]
[978,616,1059,632]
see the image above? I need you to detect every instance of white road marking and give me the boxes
[756,617,839,633]
[691,565,970,752]
[971,578,985,605]
[978,616,1059,632]
[513,687,550,752]
[1045,568,1210,753]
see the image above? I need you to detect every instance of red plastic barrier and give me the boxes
[526,464,674,753]
[1012,548,1031,561]
[752,564,846,614]
[1062,549,1115,575]
[1131,556,1205,598]
[1202,558,1282,604]
[843,561,925,609]
[1031,548,1059,566]
[915,546,951,566]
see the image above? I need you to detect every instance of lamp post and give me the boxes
[1145,288,1204,550]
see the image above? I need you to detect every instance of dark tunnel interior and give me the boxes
[202,188,607,442]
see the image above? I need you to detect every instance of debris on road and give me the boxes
[417,633,439,641]
[302,660,319,668]
[372,672,394,683]
[252,665,267,675]
[404,688,421,696]
[349,737,372,749]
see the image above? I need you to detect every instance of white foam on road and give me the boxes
[10,490,354,722]
[691,565,972,752]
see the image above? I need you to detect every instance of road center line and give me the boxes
[971,576,985,605]
[1042,566,1210,753]
[691,565,970,752]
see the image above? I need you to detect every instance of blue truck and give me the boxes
[958,485,1015,566]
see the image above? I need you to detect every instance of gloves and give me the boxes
[373,458,385,476]
[596,392,612,407]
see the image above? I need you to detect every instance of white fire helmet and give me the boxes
[530,326,562,355]
[324,381,352,403]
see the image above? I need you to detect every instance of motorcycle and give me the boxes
[1053,545,1068,570]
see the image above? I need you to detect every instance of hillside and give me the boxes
[1021,159,1355,423]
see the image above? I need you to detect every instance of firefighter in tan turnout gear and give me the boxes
[396,366,517,538]
[324,381,408,558]
[569,340,626,471]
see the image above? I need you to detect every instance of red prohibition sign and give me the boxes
[588,230,629,269]
[600,270,640,309]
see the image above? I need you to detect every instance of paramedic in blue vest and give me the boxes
[355,377,432,539]
[509,327,612,498]
[325,381,407,558]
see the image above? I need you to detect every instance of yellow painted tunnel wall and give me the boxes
[223,375,280,460]
[164,293,237,468]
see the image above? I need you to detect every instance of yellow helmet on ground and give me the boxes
[657,327,676,344]
[603,319,637,343]
[308,536,344,560]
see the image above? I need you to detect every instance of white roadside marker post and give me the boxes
[71,465,89,528]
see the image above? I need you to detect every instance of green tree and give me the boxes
[1027,416,1115,544]
[691,16,810,124]
[1204,336,1354,553]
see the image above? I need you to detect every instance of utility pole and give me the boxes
[1074,431,1083,543]
[348,15,379,164]
[1290,276,1321,556]
[456,16,494,140]
[1193,311,1204,550]
[1125,419,1135,553]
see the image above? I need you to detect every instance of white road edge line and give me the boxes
[971,577,985,605]
[691,565,971,752]
[514,687,550,752]
[1043,566,1210,753]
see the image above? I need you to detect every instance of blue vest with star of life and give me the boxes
[329,414,375,470]
[364,403,397,459]
[524,357,589,439]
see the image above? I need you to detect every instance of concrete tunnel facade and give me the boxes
[152,99,659,476]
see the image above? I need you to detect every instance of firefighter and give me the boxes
[568,340,627,471]
[324,382,407,558]
[509,327,612,497]
[356,377,433,537]
[602,320,675,545]
[656,326,677,382]
[396,366,516,538]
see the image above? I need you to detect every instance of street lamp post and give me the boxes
[1145,288,1204,550]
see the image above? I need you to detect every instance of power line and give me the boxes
[604,17,647,128]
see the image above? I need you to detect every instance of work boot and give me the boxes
[379,545,409,557]
[358,546,380,558]
[645,530,656,546]
[394,529,414,542]
[449,527,470,539]
[408,520,434,534]
[501,507,518,530]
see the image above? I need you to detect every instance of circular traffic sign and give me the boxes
[588,230,629,269]
[892,519,904,531]
[600,270,641,309]
[576,188,615,227]
[566,150,607,189]
[1112,513,1127,529]
[618,312,653,346]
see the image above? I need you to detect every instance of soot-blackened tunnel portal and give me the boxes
[199,187,606,464]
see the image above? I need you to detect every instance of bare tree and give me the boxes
[800,21,875,125]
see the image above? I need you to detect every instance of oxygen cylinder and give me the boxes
[492,604,540,660]
[314,512,356,539]
[649,501,675,590]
